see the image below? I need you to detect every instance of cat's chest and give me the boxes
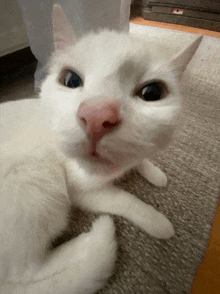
[65,159,113,194]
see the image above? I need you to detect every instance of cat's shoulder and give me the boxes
[0,98,41,142]
[0,98,61,165]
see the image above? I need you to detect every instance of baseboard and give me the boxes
[0,47,36,76]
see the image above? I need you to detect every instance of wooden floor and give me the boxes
[130,17,220,38]
[131,16,220,294]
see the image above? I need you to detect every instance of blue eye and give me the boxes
[64,70,82,88]
[137,82,164,101]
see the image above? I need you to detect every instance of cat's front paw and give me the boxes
[137,160,167,187]
[150,211,174,239]
[147,166,167,187]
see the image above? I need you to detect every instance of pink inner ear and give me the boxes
[56,35,72,50]
[59,41,66,50]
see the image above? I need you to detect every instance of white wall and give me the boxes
[0,0,29,56]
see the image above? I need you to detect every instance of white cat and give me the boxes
[0,4,202,294]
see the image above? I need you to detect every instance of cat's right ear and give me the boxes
[52,4,76,51]
[171,35,203,80]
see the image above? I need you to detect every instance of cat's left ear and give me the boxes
[52,4,77,50]
[171,35,203,80]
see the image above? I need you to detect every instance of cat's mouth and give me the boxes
[85,138,118,167]
[82,147,124,173]
[88,150,115,166]
[63,137,124,171]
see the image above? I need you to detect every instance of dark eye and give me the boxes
[64,70,82,88]
[136,82,164,101]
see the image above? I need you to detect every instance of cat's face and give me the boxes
[40,5,202,174]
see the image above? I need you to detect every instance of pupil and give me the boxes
[142,82,162,101]
[65,71,82,88]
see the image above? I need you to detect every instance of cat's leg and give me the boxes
[2,216,116,294]
[75,185,174,239]
[136,159,167,187]
[1,179,116,294]
[25,215,117,294]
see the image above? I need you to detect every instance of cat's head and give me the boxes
[40,4,202,174]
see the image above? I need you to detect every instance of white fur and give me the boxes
[0,4,202,293]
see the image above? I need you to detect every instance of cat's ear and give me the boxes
[171,35,203,80]
[52,4,77,50]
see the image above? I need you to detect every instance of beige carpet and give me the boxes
[1,23,220,294]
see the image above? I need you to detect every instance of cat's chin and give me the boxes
[89,151,113,165]
[60,144,120,174]
[82,152,124,175]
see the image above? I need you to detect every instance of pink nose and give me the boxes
[77,100,121,152]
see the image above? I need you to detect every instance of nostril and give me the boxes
[80,117,87,126]
[102,120,120,129]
